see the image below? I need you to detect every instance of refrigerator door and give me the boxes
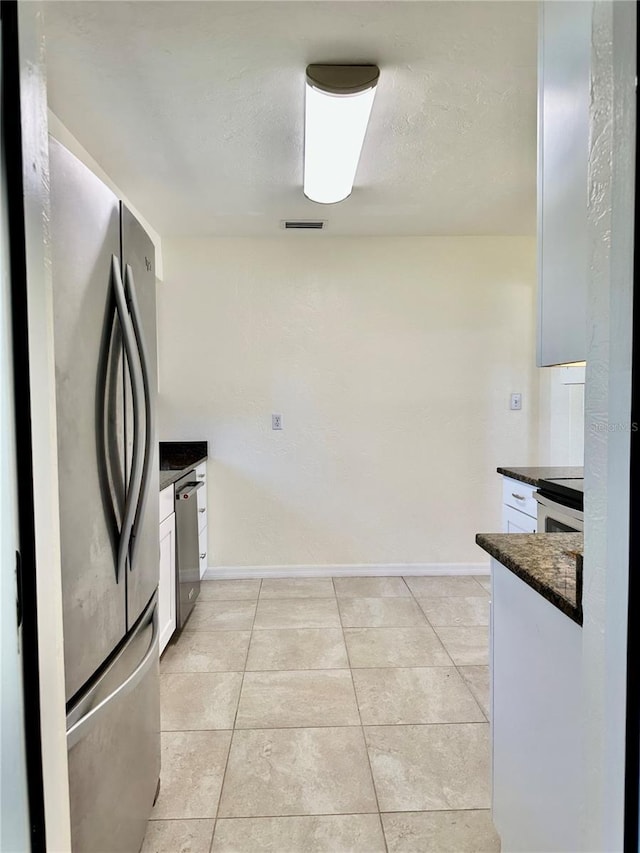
[49,138,127,702]
[66,595,160,853]
[121,204,159,628]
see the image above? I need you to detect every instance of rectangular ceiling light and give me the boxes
[304,64,379,205]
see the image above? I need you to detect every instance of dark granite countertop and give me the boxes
[159,441,208,491]
[476,532,583,625]
[497,466,584,487]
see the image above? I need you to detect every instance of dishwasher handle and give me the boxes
[175,480,204,501]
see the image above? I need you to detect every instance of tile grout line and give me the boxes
[472,574,491,596]
[152,805,494,823]
[206,817,216,853]
[408,581,489,723]
[399,579,491,820]
[403,578,458,669]
[162,663,486,675]
[160,721,491,734]
[209,579,263,851]
[332,577,389,853]
[157,577,490,848]
[163,662,483,673]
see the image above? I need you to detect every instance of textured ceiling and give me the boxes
[44,1,538,237]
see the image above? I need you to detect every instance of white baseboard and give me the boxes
[203,562,490,581]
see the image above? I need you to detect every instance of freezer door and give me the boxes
[121,204,159,628]
[49,138,127,702]
[67,596,160,853]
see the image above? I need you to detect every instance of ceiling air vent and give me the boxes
[282,220,326,230]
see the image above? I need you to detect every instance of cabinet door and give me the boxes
[159,514,176,653]
[492,561,582,851]
[159,484,174,524]
[195,462,207,531]
[198,526,208,580]
[197,485,207,534]
[537,1,591,366]
[503,504,537,535]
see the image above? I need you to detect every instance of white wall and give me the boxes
[582,2,636,850]
[538,366,585,466]
[158,236,538,570]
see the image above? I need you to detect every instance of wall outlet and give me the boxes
[510,393,522,411]
[272,414,283,430]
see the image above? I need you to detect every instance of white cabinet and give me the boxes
[537,1,591,367]
[195,461,208,579]
[502,477,537,533]
[504,505,537,535]
[159,485,176,653]
[491,560,582,851]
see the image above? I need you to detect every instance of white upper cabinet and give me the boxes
[537,1,591,367]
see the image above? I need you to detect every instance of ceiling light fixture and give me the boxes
[304,64,380,204]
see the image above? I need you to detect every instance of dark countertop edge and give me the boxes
[159,455,208,491]
[476,533,583,626]
[496,467,540,486]
[497,466,584,487]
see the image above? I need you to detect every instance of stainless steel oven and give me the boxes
[536,493,584,533]
[536,477,584,533]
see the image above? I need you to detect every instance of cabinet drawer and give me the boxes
[502,478,537,519]
[504,504,537,535]
[159,484,174,524]
[196,480,207,523]
[195,462,207,521]
[198,526,208,578]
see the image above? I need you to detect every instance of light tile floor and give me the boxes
[143,575,500,853]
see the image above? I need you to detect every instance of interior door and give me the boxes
[1,19,30,843]
[49,138,127,702]
[121,204,159,628]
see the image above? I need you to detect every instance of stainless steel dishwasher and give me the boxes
[174,470,203,628]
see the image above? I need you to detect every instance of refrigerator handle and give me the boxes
[124,263,155,569]
[111,255,145,583]
[66,601,158,750]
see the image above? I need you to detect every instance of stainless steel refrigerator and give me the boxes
[49,138,160,852]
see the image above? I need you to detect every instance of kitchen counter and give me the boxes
[476,532,583,625]
[497,466,583,486]
[159,441,208,490]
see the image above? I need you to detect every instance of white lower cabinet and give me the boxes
[159,486,176,654]
[502,477,537,533]
[503,504,537,534]
[491,560,582,851]
[195,461,208,579]
[198,527,208,580]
